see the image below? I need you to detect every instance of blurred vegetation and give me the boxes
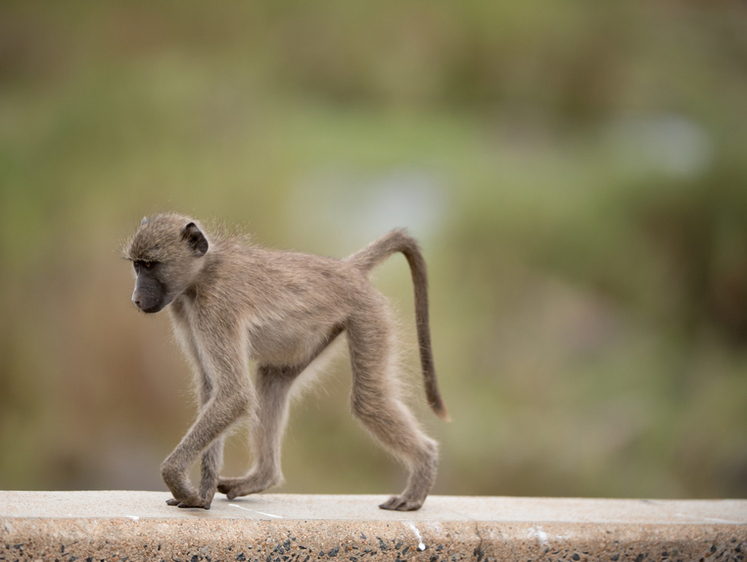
[1,0,746,499]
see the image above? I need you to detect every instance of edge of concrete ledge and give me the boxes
[2,492,746,562]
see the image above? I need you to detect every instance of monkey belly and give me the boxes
[248,323,333,367]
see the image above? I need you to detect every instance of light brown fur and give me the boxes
[125,213,448,511]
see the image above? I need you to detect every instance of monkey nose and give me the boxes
[132,293,142,309]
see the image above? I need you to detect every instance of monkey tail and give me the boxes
[348,230,451,422]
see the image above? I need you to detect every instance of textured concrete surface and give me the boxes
[1,492,746,562]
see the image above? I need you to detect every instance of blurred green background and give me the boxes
[1,1,746,500]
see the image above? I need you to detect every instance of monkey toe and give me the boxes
[379,495,423,511]
[166,498,180,506]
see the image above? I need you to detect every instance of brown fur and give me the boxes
[125,213,448,511]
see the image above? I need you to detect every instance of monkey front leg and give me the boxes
[164,438,224,508]
[162,393,250,508]
[165,323,249,508]
[199,437,225,504]
[194,352,227,506]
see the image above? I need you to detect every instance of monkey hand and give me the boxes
[165,496,212,509]
[379,495,425,512]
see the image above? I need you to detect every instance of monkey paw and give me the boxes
[379,495,424,511]
[165,496,211,509]
[216,477,243,495]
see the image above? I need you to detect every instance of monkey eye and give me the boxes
[134,260,157,271]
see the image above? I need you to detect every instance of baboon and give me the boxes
[125,213,449,511]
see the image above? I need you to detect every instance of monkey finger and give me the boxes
[165,498,180,506]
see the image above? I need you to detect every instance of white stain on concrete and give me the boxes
[528,526,549,546]
[125,515,139,522]
[407,522,426,551]
[229,503,283,518]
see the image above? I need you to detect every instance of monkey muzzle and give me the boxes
[132,277,171,314]
[132,291,168,313]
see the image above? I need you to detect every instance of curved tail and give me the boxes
[348,229,450,421]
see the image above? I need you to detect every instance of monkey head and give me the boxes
[125,213,209,313]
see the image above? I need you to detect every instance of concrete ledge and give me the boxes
[1,492,745,562]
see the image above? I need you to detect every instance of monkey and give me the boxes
[124,213,449,511]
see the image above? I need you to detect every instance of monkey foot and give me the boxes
[379,495,424,511]
[217,474,279,499]
[216,477,242,494]
[223,485,268,500]
[166,496,211,509]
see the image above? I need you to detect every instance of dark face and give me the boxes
[131,260,171,313]
[127,217,209,314]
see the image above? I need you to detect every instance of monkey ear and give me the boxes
[141,216,148,226]
[181,222,209,256]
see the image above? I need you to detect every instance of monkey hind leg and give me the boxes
[365,400,438,512]
[218,364,296,500]
[347,309,438,511]
[352,371,438,511]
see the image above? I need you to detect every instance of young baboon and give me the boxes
[125,213,449,511]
